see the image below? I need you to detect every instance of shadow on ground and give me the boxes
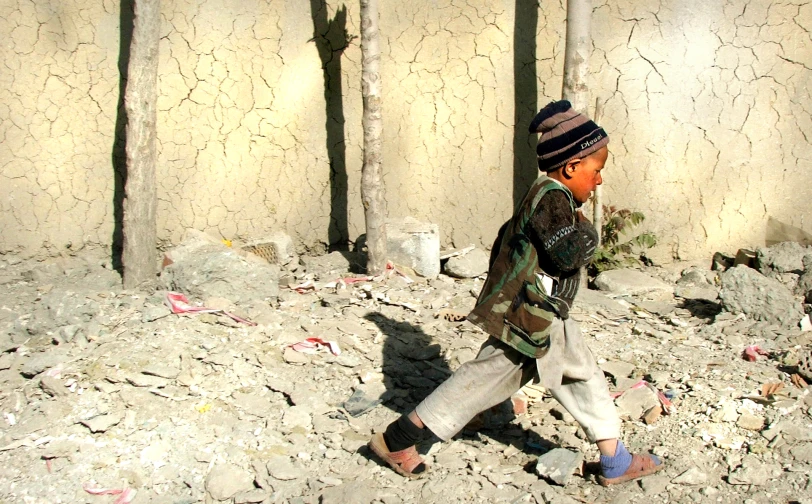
[362,313,558,465]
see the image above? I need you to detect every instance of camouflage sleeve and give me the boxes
[528,190,598,274]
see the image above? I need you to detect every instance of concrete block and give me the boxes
[386,217,440,278]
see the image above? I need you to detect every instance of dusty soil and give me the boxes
[0,250,810,504]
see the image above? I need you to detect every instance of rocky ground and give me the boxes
[0,239,811,504]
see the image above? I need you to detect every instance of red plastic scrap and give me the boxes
[164,292,256,326]
[289,337,341,356]
[742,345,769,362]
[83,483,136,504]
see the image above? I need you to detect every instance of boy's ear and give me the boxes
[563,158,581,178]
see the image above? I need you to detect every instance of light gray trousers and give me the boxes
[415,318,621,443]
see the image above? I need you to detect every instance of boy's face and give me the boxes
[560,147,608,204]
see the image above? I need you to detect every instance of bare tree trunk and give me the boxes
[122,0,161,289]
[360,0,387,275]
[561,0,591,114]
[562,0,592,289]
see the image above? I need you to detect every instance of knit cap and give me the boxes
[529,100,609,172]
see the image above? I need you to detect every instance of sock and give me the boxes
[383,415,424,453]
[600,441,634,479]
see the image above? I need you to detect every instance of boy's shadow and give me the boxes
[362,312,558,461]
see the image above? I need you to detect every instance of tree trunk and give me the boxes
[561,0,591,114]
[360,0,387,275]
[562,0,592,289]
[122,0,161,289]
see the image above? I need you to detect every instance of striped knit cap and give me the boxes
[529,100,609,172]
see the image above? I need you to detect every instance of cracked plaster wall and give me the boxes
[1,0,810,261]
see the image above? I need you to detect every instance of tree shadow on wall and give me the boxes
[111,0,134,273]
[513,0,540,209]
[310,1,352,250]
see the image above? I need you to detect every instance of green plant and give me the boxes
[590,206,657,274]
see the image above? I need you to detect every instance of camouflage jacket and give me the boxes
[467,176,575,358]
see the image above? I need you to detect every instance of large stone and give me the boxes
[594,269,674,296]
[535,448,583,486]
[161,243,280,304]
[387,217,440,278]
[727,456,781,486]
[671,466,708,485]
[614,386,659,420]
[320,480,378,504]
[443,248,489,278]
[205,463,255,501]
[719,265,803,328]
[574,289,630,314]
[756,241,811,275]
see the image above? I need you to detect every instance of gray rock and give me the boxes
[594,269,674,296]
[20,351,67,378]
[0,353,15,371]
[58,324,82,343]
[443,248,489,278]
[162,244,279,304]
[790,442,812,463]
[234,489,270,504]
[671,466,708,485]
[675,285,719,302]
[534,448,583,486]
[677,267,714,287]
[640,474,670,494]
[39,375,66,397]
[574,289,629,314]
[342,385,384,417]
[719,265,803,328]
[80,413,122,433]
[232,391,273,418]
[386,217,440,278]
[142,364,180,379]
[266,456,301,481]
[281,405,312,432]
[205,463,255,501]
[40,291,100,327]
[727,456,780,485]
[141,305,171,323]
[600,360,636,379]
[756,241,811,275]
[614,386,659,420]
[320,480,379,504]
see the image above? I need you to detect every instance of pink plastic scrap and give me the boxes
[385,261,414,284]
[742,345,769,362]
[291,280,317,293]
[289,337,341,356]
[164,292,256,326]
[610,379,675,414]
[83,483,136,504]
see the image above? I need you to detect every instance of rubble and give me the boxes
[719,265,803,327]
[0,243,810,503]
[443,248,489,278]
[593,269,674,296]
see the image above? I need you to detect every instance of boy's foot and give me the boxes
[368,432,428,479]
[597,453,663,486]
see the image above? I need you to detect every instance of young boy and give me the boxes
[368,100,663,486]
